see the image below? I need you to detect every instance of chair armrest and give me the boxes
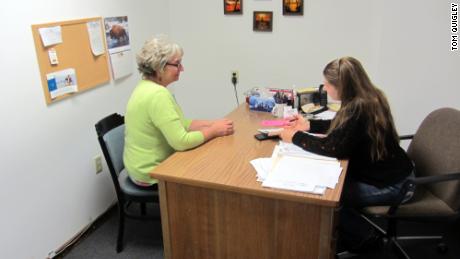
[387,172,460,215]
[399,134,414,140]
[409,171,460,185]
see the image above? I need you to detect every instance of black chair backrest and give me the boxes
[407,108,460,211]
[95,113,125,194]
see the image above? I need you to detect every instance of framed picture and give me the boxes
[283,0,304,16]
[253,11,273,32]
[224,0,243,15]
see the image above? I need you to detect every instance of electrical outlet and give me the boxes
[48,250,56,258]
[231,70,239,83]
[94,155,103,174]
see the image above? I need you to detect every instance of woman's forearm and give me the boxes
[189,120,213,131]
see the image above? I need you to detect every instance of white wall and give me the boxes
[372,0,460,135]
[169,0,379,119]
[0,1,169,258]
[169,0,460,135]
[1,0,459,258]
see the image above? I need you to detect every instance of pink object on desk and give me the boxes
[261,120,289,127]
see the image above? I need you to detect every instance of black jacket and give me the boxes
[292,113,413,187]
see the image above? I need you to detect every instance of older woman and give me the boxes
[124,35,234,187]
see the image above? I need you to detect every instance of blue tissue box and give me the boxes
[249,96,275,112]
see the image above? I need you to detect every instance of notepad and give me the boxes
[258,128,283,134]
[261,120,289,127]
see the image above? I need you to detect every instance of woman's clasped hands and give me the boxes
[269,114,310,143]
[211,119,234,137]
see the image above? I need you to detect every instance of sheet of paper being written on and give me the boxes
[277,141,337,161]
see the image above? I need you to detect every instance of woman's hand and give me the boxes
[269,128,297,143]
[286,114,310,131]
[201,119,234,141]
[211,119,234,137]
[269,114,309,143]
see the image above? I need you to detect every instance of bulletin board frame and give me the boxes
[31,17,110,105]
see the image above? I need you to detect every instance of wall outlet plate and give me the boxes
[94,155,103,174]
[231,70,239,80]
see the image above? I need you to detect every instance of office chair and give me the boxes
[95,113,160,253]
[358,107,460,258]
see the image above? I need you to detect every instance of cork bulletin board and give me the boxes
[31,17,110,105]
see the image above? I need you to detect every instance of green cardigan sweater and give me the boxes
[123,80,204,185]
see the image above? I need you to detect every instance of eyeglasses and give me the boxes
[166,62,183,69]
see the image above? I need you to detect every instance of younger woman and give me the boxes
[273,57,413,249]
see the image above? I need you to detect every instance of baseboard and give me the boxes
[49,202,117,259]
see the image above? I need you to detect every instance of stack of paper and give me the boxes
[277,141,336,161]
[250,142,342,195]
[314,110,337,120]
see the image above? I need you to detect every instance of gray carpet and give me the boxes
[346,219,460,259]
[60,204,163,259]
[59,204,460,259]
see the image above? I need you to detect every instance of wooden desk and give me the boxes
[151,105,347,259]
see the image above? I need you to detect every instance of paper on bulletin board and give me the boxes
[110,50,133,80]
[86,20,105,56]
[46,68,78,99]
[38,26,62,47]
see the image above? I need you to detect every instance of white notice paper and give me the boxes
[48,48,58,65]
[38,26,62,47]
[86,21,105,56]
[46,68,78,99]
[110,50,133,80]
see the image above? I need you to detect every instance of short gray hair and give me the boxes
[136,35,183,78]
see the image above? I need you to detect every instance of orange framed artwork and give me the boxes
[283,0,304,16]
[224,0,242,15]
[253,11,273,32]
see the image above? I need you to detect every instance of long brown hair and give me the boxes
[323,57,399,161]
